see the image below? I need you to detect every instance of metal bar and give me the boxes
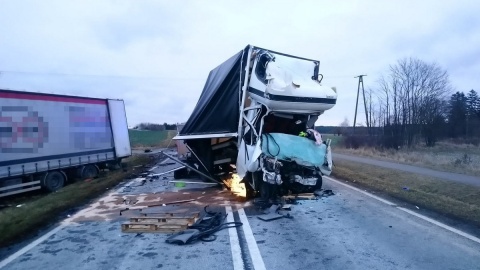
[214,158,232,165]
[0,180,41,192]
[173,133,237,140]
[161,151,223,185]
[238,46,254,146]
[149,166,185,177]
[212,141,235,151]
[0,186,41,198]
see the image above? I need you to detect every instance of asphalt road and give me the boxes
[333,153,480,187]
[1,155,479,270]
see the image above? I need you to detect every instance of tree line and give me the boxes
[353,57,479,148]
[132,122,178,131]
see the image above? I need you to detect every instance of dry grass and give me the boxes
[129,130,177,149]
[332,159,480,226]
[335,143,480,177]
[0,155,150,248]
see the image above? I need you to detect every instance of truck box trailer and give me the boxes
[174,45,337,201]
[0,89,131,197]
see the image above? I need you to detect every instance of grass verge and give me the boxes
[129,130,177,148]
[335,145,480,177]
[332,159,480,226]
[0,155,150,248]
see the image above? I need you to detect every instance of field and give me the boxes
[128,130,177,149]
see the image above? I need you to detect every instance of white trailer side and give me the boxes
[0,90,131,197]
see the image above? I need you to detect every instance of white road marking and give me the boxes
[324,175,480,245]
[237,208,266,270]
[397,207,480,245]
[225,206,244,270]
[0,223,67,269]
[324,176,396,206]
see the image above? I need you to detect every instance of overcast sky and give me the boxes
[1,0,479,127]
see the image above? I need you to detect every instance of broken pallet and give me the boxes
[283,193,316,200]
[122,212,200,233]
[140,211,200,218]
[121,223,188,233]
[129,216,197,226]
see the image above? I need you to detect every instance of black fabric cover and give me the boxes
[180,47,248,136]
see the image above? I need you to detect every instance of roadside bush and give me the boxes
[344,135,379,149]
[453,153,472,166]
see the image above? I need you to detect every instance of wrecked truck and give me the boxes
[173,45,337,200]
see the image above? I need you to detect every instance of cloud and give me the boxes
[1,0,479,127]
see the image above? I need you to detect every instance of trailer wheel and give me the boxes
[42,171,66,192]
[81,165,99,180]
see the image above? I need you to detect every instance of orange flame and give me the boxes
[224,174,246,197]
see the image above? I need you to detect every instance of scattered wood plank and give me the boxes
[141,211,200,218]
[122,212,200,233]
[129,216,197,226]
[283,193,316,200]
[146,199,196,207]
[121,223,187,233]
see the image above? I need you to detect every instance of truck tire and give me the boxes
[42,171,66,192]
[81,164,99,180]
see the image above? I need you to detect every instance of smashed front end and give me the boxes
[236,46,336,200]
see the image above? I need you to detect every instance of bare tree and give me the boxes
[373,57,451,147]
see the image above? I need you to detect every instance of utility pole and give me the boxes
[353,75,367,134]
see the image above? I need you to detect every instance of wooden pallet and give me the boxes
[283,193,316,200]
[122,212,200,233]
[121,223,188,233]
[129,216,196,226]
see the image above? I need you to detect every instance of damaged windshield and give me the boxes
[255,50,320,84]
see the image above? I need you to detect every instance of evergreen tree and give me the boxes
[447,92,467,138]
[466,89,479,118]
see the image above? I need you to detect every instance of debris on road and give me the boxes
[165,206,242,245]
[258,204,289,221]
[258,213,284,221]
[122,212,200,233]
[149,166,186,177]
[317,189,335,197]
[119,206,143,216]
[283,193,316,200]
[146,199,196,207]
[169,180,218,185]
